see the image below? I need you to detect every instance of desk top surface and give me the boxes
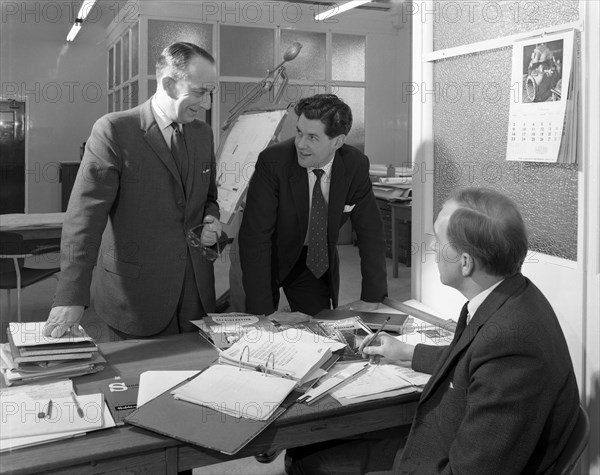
[1,332,420,474]
[0,213,65,230]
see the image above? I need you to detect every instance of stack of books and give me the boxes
[0,322,105,385]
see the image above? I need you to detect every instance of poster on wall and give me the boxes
[506,30,578,163]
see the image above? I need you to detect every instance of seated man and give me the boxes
[288,187,580,475]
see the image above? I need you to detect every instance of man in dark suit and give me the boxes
[239,94,388,316]
[44,42,223,339]
[288,187,580,474]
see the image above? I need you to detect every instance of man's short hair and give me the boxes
[294,94,352,138]
[155,42,215,81]
[446,187,528,277]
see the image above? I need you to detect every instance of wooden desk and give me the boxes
[1,333,419,474]
[0,213,64,241]
[390,202,412,278]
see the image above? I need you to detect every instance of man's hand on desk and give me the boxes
[359,333,415,366]
[43,306,85,338]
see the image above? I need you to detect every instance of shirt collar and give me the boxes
[307,157,334,179]
[467,279,504,323]
[151,95,175,132]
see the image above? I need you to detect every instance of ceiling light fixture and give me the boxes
[314,0,373,21]
[66,0,97,42]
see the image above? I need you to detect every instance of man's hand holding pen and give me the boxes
[359,332,416,367]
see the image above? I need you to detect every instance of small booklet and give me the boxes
[191,313,278,350]
[7,322,99,366]
[0,343,105,386]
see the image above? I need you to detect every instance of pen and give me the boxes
[367,316,391,364]
[71,391,84,418]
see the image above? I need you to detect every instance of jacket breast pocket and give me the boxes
[101,253,141,279]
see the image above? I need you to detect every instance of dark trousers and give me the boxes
[277,246,331,316]
[286,426,410,475]
[107,253,205,340]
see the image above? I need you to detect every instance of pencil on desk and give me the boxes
[71,391,84,418]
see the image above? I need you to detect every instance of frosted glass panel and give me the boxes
[433,0,579,51]
[131,22,139,77]
[123,31,129,81]
[281,30,326,81]
[336,87,365,152]
[114,89,121,112]
[332,34,365,82]
[115,41,121,86]
[108,47,114,89]
[432,0,579,260]
[276,83,330,142]
[219,81,277,130]
[220,26,274,77]
[148,20,213,75]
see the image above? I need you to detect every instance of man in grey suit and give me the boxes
[44,42,223,339]
[288,187,580,475]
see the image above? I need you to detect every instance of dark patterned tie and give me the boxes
[307,169,329,278]
[451,302,469,345]
[170,122,189,183]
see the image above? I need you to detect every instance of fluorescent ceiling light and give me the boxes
[66,22,82,42]
[315,0,372,21]
[66,0,96,42]
[77,0,97,21]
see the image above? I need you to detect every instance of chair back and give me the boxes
[552,404,590,475]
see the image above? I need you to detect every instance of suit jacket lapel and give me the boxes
[289,153,309,241]
[328,152,348,240]
[419,274,526,403]
[139,100,184,195]
[182,123,196,198]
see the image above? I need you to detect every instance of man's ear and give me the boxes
[460,253,475,277]
[161,76,177,97]
[333,134,346,150]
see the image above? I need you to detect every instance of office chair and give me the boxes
[552,404,590,475]
[0,231,61,322]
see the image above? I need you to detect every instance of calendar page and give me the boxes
[506,31,575,162]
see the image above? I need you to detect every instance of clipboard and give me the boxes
[216,106,291,224]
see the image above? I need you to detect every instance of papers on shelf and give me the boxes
[172,365,297,421]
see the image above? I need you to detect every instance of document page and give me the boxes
[219,328,337,383]
[171,365,297,421]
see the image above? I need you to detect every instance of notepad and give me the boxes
[172,365,297,421]
[1,386,105,439]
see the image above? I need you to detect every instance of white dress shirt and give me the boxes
[467,280,504,324]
